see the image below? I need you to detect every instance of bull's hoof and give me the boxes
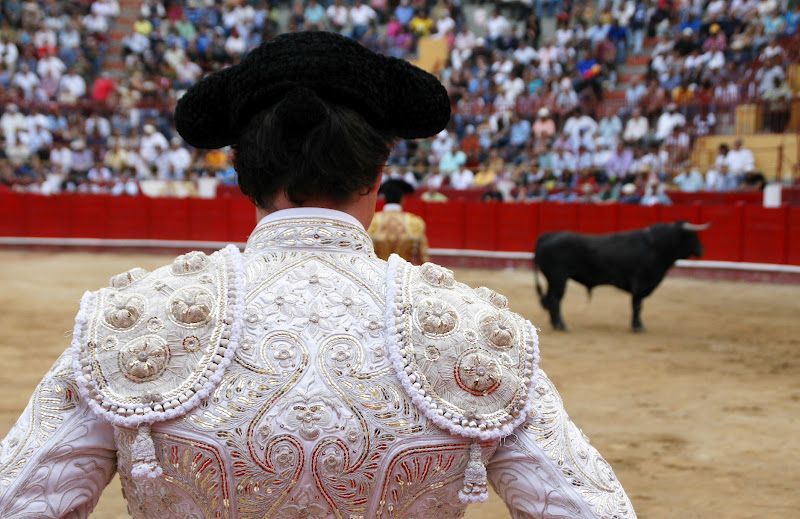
[553,322,567,332]
[632,325,646,333]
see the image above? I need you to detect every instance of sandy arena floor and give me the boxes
[0,250,798,519]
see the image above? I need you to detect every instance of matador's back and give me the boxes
[0,210,635,518]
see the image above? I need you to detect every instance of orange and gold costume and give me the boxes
[368,204,430,264]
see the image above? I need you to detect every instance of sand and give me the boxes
[0,250,797,518]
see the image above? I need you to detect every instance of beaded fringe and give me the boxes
[130,425,163,480]
[458,442,488,503]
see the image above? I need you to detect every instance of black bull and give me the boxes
[533,221,708,332]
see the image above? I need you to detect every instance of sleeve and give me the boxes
[486,368,636,519]
[0,351,116,518]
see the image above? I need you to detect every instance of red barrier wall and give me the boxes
[1,193,798,265]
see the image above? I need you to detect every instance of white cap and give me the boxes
[621,183,637,195]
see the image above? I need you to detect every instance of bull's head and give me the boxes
[676,221,710,258]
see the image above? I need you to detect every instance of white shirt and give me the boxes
[50,146,72,173]
[37,56,66,80]
[140,132,169,163]
[726,148,755,174]
[86,116,111,138]
[0,41,18,67]
[260,206,364,230]
[656,112,686,140]
[436,16,455,35]
[12,71,39,97]
[327,5,348,26]
[486,15,510,39]
[92,0,120,18]
[450,168,475,190]
[225,35,246,56]
[380,203,402,212]
[167,147,192,177]
[563,115,598,143]
[350,4,376,25]
[513,45,538,65]
[82,13,109,33]
[59,74,87,98]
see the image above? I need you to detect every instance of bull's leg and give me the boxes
[631,295,644,332]
[546,276,568,331]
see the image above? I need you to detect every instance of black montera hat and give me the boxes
[379,178,415,203]
[175,31,451,149]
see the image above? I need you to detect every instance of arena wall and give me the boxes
[1,193,798,268]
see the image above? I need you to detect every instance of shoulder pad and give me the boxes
[70,246,244,428]
[384,255,539,440]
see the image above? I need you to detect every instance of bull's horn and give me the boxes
[682,222,711,231]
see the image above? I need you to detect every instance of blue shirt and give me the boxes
[510,120,531,147]
[395,6,414,25]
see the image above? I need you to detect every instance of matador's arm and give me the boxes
[0,343,116,518]
[486,368,637,519]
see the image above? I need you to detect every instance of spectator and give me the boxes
[328,0,350,32]
[409,9,435,37]
[486,9,511,47]
[166,137,192,180]
[50,139,72,175]
[563,108,598,145]
[87,160,112,184]
[450,167,475,190]
[655,104,686,141]
[110,171,139,196]
[606,143,634,180]
[69,139,93,175]
[430,130,454,161]
[756,56,785,95]
[598,110,623,147]
[532,108,556,145]
[641,181,672,205]
[623,108,649,144]
[350,0,377,40]
[509,114,531,149]
[140,124,168,165]
[619,182,641,204]
[727,139,756,175]
[762,76,792,132]
[626,75,647,108]
[673,168,705,192]
[439,146,466,176]
[58,69,87,104]
[304,0,326,30]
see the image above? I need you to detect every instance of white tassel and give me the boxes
[458,442,488,503]
[130,425,163,480]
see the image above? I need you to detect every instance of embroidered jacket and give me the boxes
[0,208,636,518]
[368,204,430,264]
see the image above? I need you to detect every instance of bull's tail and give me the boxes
[533,256,546,309]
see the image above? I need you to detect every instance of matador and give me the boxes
[0,32,636,518]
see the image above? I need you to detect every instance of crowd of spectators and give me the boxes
[1,0,798,204]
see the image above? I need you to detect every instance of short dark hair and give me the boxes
[234,92,394,209]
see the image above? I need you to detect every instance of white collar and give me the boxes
[382,203,402,212]
[257,207,364,230]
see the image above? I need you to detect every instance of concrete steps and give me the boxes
[102,0,142,78]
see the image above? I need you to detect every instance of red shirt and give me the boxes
[91,77,116,102]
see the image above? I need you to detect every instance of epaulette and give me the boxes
[69,245,244,479]
[384,255,540,503]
